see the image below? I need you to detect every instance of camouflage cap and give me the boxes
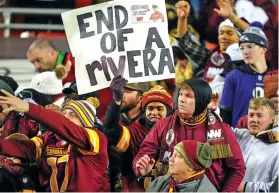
[125,82,150,94]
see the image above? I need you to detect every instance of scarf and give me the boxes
[178,109,207,126]
[256,126,279,143]
[178,110,233,159]
[166,170,205,192]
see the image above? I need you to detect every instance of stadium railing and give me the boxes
[0,7,69,38]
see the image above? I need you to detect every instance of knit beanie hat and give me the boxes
[181,78,212,116]
[62,99,98,128]
[264,70,278,98]
[142,85,173,110]
[0,80,14,96]
[174,140,213,170]
[218,19,241,36]
[239,21,268,48]
[30,66,67,95]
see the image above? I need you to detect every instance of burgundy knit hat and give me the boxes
[174,140,212,170]
[0,133,36,163]
[142,85,173,110]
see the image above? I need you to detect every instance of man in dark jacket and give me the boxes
[103,76,172,191]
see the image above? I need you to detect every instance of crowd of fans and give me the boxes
[0,0,278,192]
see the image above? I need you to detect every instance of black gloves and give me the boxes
[110,75,128,102]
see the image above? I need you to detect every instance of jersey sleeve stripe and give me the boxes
[31,137,43,160]
[78,128,100,155]
[114,126,131,152]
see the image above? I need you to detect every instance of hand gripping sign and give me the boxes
[62,0,174,94]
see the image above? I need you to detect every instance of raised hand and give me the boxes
[110,75,128,102]
[176,1,191,18]
[135,155,155,176]
[208,92,220,110]
[0,89,29,113]
[214,0,234,19]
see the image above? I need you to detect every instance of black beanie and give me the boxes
[182,78,212,116]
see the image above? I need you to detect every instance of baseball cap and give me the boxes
[125,82,150,94]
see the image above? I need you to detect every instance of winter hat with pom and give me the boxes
[142,85,173,110]
[239,21,268,48]
[62,99,99,128]
[30,66,66,95]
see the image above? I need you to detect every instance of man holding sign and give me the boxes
[103,76,173,191]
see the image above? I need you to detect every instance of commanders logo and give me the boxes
[208,112,216,125]
[166,129,174,146]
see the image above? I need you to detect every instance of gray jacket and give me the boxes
[231,127,279,192]
[147,174,217,192]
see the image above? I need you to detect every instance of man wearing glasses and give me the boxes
[219,21,271,127]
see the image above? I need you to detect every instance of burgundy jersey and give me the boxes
[28,104,110,192]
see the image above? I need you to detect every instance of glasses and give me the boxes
[239,44,257,52]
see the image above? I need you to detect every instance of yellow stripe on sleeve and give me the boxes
[114,126,131,152]
[78,128,100,155]
[31,137,43,160]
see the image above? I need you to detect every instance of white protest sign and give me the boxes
[62,0,174,94]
